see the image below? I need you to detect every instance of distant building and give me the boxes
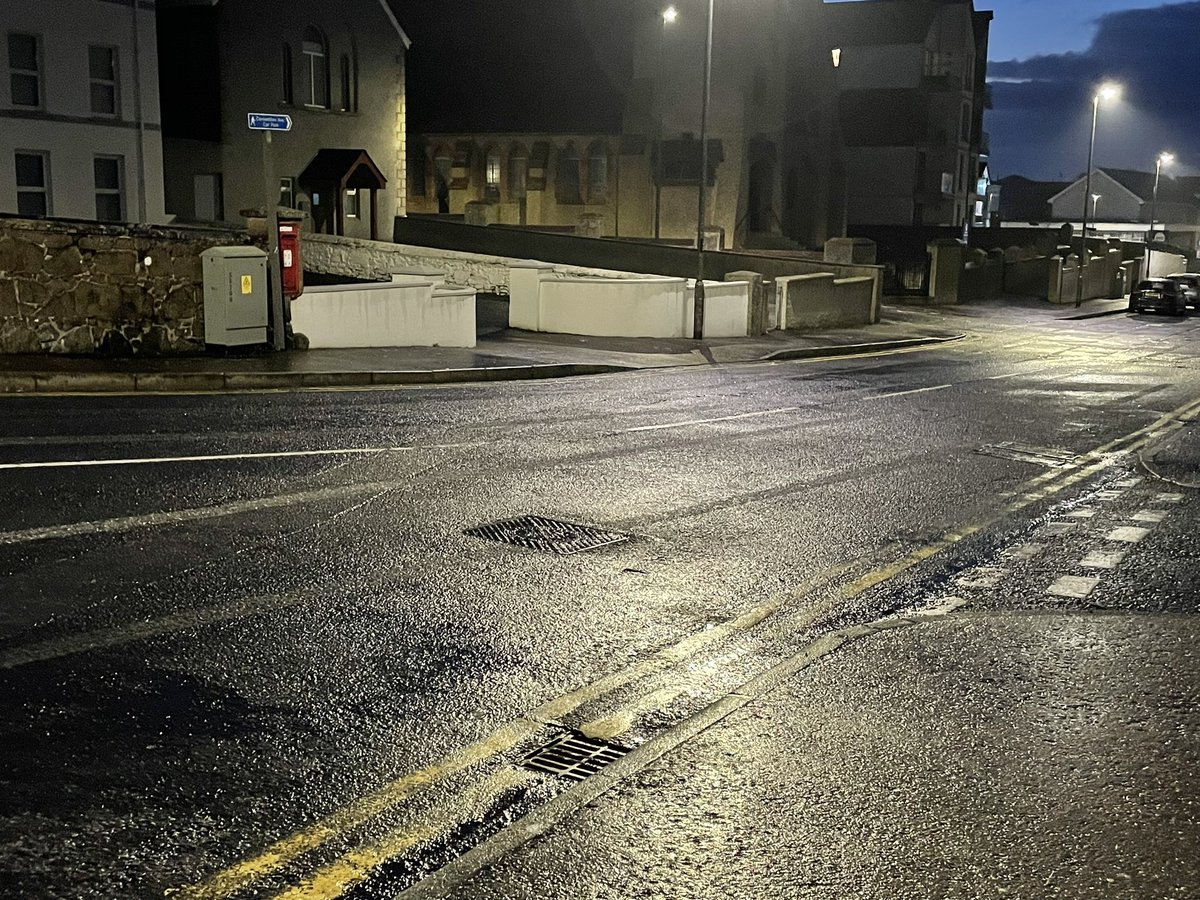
[996,175,1069,224]
[826,0,993,228]
[1048,168,1200,227]
[406,0,847,252]
[157,0,409,240]
[1,0,165,223]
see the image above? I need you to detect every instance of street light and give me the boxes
[1149,151,1174,241]
[1076,80,1121,308]
[693,0,714,339]
[1091,193,1101,221]
[654,6,679,240]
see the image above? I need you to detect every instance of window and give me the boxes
[301,27,328,108]
[8,33,41,108]
[507,147,527,200]
[88,45,118,116]
[940,171,954,195]
[15,151,49,217]
[279,176,295,208]
[339,54,351,111]
[344,188,359,218]
[587,142,608,202]
[555,145,582,204]
[93,155,125,222]
[485,148,501,200]
[281,44,293,104]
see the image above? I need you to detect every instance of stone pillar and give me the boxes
[926,238,965,305]
[726,270,765,335]
[1047,255,1064,304]
[823,237,877,265]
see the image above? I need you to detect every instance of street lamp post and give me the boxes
[693,0,714,339]
[654,6,678,241]
[1149,151,1174,242]
[1076,82,1120,308]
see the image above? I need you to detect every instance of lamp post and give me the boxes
[1076,81,1120,308]
[654,6,678,241]
[1149,151,1174,242]
[693,0,714,339]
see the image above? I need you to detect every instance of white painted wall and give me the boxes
[291,281,476,348]
[0,0,165,222]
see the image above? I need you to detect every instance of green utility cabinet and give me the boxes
[201,246,269,346]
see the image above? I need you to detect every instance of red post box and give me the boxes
[278,221,303,299]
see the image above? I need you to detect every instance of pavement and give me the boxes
[0,294,1075,395]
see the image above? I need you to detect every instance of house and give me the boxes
[826,0,993,228]
[405,0,847,252]
[1048,168,1200,227]
[1,0,166,223]
[157,0,409,240]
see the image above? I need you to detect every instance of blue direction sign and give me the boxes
[247,113,292,131]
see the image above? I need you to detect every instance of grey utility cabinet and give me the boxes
[201,246,269,346]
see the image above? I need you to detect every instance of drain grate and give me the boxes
[465,515,630,555]
[520,731,630,782]
[976,442,1077,468]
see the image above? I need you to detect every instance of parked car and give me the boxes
[1167,273,1200,308]
[1130,277,1188,315]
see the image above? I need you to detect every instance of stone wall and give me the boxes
[0,217,251,354]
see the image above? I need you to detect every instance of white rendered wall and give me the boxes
[291,281,476,348]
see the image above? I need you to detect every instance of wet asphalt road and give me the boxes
[1,305,1198,899]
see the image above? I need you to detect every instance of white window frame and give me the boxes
[15,150,50,217]
[279,176,296,209]
[88,44,119,117]
[344,188,359,218]
[93,154,126,222]
[8,32,42,109]
[302,30,328,109]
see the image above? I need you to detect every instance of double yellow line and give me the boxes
[175,393,1200,900]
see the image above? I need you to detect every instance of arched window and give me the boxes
[507,144,528,201]
[587,141,609,203]
[301,26,328,108]
[556,143,581,204]
[485,147,502,200]
[339,54,351,111]
[281,44,293,105]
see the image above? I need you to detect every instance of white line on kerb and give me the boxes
[859,383,952,401]
[0,446,418,471]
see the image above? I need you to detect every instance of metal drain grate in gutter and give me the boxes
[464,515,630,555]
[976,442,1077,468]
[520,731,630,782]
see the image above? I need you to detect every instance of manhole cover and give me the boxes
[465,515,630,555]
[976,442,1077,468]
[520,732,629,782]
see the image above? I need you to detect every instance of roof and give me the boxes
[1048,168,1199,206]
[298,149,387,189]
[378,0,412,48]
[824,0,978,47]
[997,175,1068,223]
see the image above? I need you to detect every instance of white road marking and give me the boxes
[0,446,422,471]
[0,481,399,546]
[955,566,1006,589]
[1037,522,1078,538]
[1094,489,1124,500]
[615,383,954,434]
[1157,493,1185,503]
[1132,509,1168,524]
[1066,508,1097,519]
[616,406,804,434]
[1080,549,1127,570]
[1115,477,1143,488]
[1004,542,1045,559]
[1047,575,1101,599]
[1107,526,1151,543]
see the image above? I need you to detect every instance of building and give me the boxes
[995,175,1069,224]
[826,0,993,228]
[406,0,847,252]
[1,0,165,223]
[157,0,409,240]
[1048,168,1200,229]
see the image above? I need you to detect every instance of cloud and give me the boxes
[988,2,1200,178]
